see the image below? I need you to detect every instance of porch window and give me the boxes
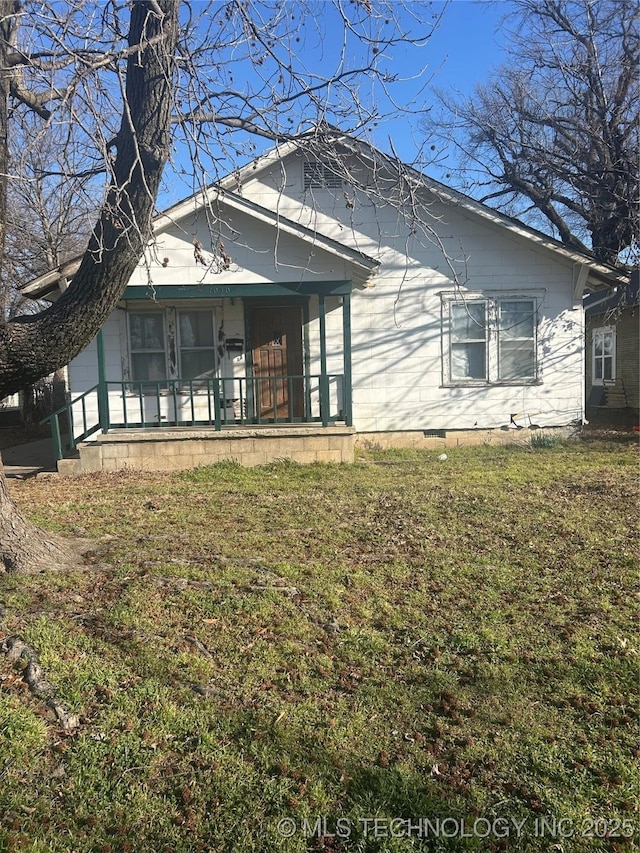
[178,310,217,382]
[128,312,167,382]
[592,327,615,384]
[442,294,539,385]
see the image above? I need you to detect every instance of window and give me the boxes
[442,294,539,385]
[128,312,167,382]
[128,308,219,387]
[498,300,536,380]
[450,301,487,380]
[303,160,343,190]
[592,327,615,384]
[178,310,217,382]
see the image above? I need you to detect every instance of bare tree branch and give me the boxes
[423,0,639,267]
[0,0,180,395]
[0,0,439,395]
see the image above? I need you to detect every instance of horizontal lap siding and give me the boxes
[246,158,585,431]
[127,211,350,288]
[65,151,588,440]
[68,312,125,439]
[359,224,581,430]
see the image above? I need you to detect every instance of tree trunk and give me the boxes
[0,0,179,573]
[0,471,84,573]
[0,3,10,297]
[0,0,179,398]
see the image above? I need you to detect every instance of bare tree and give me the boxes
[0,0,438,573]
[0,0,179,572]
[2,116,96,319]
[422,0,639,267]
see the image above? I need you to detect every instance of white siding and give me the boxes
[127,209,351,289]
[241,154,585,431]
[67,149,586,436]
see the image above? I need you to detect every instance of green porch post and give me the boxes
[96,328,110,433]
[342,291,353,426]
[50,414,63,463]
[303,299,312,420]
[318,294,329,426]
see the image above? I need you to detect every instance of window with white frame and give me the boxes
[128,312,167,382]
[178,310,218,382]
[442,294,539,385]
[450,301,487,380]
[128,308,219,386]
[498,300,536,381]
[592,327,615,384]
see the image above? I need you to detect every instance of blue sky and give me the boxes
[163,1,510,203]
[364,0,509,165]
[414,0,507,98]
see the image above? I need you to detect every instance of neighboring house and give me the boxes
[21,133,628,471]
[0,369,67,426]
[0,391,23,428]
[584,270,639,416]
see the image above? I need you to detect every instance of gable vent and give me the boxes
[303,160,343,190]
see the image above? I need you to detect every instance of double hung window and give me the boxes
[128,312,167,382]
[178,310,217,383]
[498,300,536,381]
[443,294,538,385]
[592,327,615,384]
[450,302,487,380]
[128,308,218,386]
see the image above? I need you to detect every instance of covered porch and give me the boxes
[43,280,357,466]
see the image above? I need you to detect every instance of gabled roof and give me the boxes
[20,257,81,301]
[218,130,629,291]
[20,182,380,300]
[156,186,380,289]
[20,129,628,299]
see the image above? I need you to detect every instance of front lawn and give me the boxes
[1,438,637,852]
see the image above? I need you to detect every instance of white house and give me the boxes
[22,133,626,471]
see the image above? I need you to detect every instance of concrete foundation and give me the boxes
[71,426,356,474]
[56,424,576,476]
[354,427,574,451]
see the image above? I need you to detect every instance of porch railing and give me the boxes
[42,374,345,462]
[39,384,102,462]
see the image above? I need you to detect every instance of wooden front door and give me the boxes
[250,305,304,420]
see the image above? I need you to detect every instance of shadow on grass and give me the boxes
[307,763,511,852]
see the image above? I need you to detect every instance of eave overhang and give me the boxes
[20,183,380,300]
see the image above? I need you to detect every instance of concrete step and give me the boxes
[605,396,628,407]
[57,457,81,476]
